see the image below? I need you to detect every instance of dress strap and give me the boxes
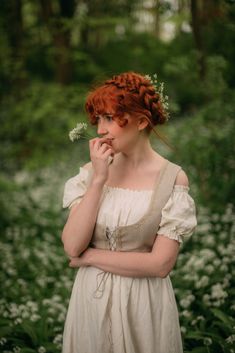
[153,161,182,211]
[160,161,182,190]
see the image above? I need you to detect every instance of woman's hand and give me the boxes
[89,137,114,184]
[69,247,94,268]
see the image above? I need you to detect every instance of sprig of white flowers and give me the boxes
[144,73,170,121]
[69,122,93,142]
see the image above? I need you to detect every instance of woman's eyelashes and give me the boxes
[105,115,113,122]
[96,115,113,123]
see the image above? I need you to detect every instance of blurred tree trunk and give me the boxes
[154,0,160,38]
[190,0,224,79]
[5,0,27,91]
[40,0,76,85]
[178,0,189,13]
[190,0,206,79]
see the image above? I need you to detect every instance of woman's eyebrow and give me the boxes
[96,113,113,118]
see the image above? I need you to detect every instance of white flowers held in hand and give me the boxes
[69,123,89,142]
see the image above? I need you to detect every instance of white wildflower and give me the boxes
[211,283,228,300]
[205,264,214,274]
[0,337,7,345]
[213,258,221,266]
[195,275,209,289]
[197,315,205,321]
[13,347,21,353]
[53,334,62,345]
[14,318,22,325]
[204,337,212,346]
[200,249,216,260]
[21,310,30,319]
[181,310,192,318]
[46,317,54,324]
[180,294,195,309]
[202,294,211,306]
[225,335,235,344]
[223,256,230,264]
[30,314,41,322]
[193,258,205,270]
[38,347,46,353]
[204,235,215,246]
[226,334,235,344]
[192,315,205,325]
[52,294,61,302]
[144,74,170,120]
[222,277,230,289]
[219,231,227,240]
[42,299,51,306]
[58,312,65,322]
[212,300,223,307]
[69,123,88,141]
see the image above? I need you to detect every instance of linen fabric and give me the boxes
[62,159,197,353]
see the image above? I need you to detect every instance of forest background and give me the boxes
[0,1,235,352]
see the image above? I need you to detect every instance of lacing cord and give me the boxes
[93,270,111,299]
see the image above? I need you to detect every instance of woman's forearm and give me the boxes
[90,250,161,277]
[69,235,180,278]
[75,248,167,278]
[62,178,105,257]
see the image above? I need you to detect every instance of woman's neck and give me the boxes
[114,138,163,171]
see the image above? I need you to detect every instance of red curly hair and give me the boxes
[85,72,168,133]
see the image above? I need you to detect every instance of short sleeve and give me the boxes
[62,167,90,209]
[157,185,197,243]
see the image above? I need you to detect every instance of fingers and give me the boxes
[69,258,80,267]
[98,143,111,154]
[102,148,114,159]
[90,138,114,156]
[89,137,111,149]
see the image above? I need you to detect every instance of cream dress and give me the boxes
[62,165,197,353]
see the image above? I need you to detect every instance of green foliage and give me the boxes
[91,32,170,76]
[172,204,235,353]
[0,82,90,171]
[0,167,70,352]
[164,50,206,112]
[166,56,235,211]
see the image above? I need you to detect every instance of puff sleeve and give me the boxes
[62,167,90,209]
[157,185,197,243]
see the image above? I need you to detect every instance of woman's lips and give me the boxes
[105,138,114,145]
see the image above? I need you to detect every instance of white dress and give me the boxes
[62,167,197,353]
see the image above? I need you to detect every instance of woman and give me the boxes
[62,72,197,353]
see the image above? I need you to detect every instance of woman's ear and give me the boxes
[138,117,149,131]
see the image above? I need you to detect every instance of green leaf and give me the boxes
[21,349,38,353]
[21,322,38,345]
[186,331,206,340]
[211,308,235,328]
[189,347,209,353]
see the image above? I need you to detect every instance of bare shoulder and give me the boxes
[175,169,189,187]
[82,161,92,170]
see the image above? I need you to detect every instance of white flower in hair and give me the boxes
[145,73,170,121]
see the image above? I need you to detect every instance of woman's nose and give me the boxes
[97,121,108,135]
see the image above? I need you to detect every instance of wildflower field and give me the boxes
[0,164,235,353]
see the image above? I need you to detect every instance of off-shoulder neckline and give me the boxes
[103,184,153,193]
[79,166,190,193]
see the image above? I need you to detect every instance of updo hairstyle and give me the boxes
[85,72,169,133]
